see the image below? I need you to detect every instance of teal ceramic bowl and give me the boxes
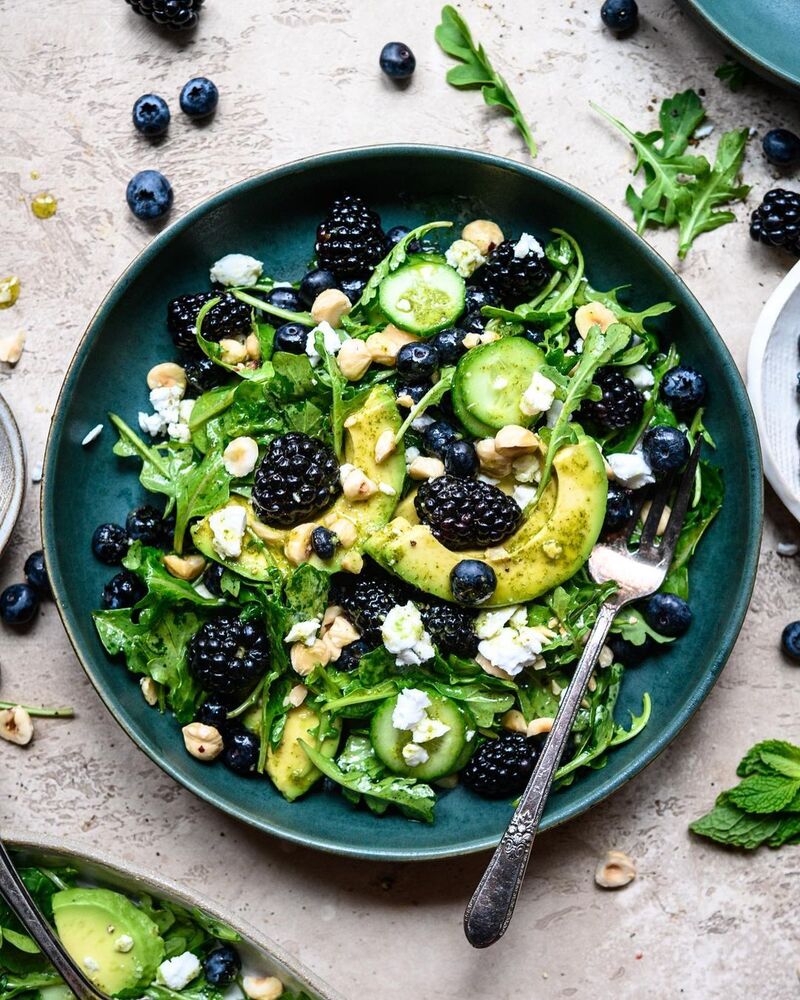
[679,0,800,92]
[43,146,763,860]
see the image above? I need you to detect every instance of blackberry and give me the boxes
[188,615,269,699]
[750,189,800,254]
[414,476,522,550]
[167,292,251,352]
[462,733,542,798]
[333,564,409,642]
[185,355,225,394]
[477,239,551,306]
[252,433,341,528]
[420,602,478,657]
[197,699,229,732]
[124,0,204,30]
[315,194,387,279]
[101,571,146,610]
[579,367,644,430]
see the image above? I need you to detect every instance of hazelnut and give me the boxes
[219,338,248,364]
[475,438,513,477]
[311,288,351,328]
[327,517,357,548]
[223,436,260,477]
[479,331,500,344]
[140,677,159,707]
[243,976,284,1000]
[322,604,344,627]
[501,709,528,733]
[337,338,372,381]
[462,333,481,349]
[594,850,636,889]
[574,302,617,339]
[342,467,378,501]
[182,722,223,761]
[375,429,397,464]
[147,362,186,391]
[163,553,206,581]
[291,638,331,676]
[288,684,308,707]
[598,645,614,668]
[365,325,419,365]
[340,550,364,574]
[408,456,445,481]
[527,717,554,736]
[494,424,540,457]
[245,333,262,361]
[461,219,504,255]
[284,523,316,566]
[326,615,360,649]
[0,330,26,365]
[0,706,33,745]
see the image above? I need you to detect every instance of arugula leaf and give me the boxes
[715,60,755,92]
[110,414,193,510]
[0,971,62,999]
[394,366,455,444]
[172,447,230,553]
[232,288,314,328]
[122,543,221,608]
[284,564,330,625]
[435,5,537,157]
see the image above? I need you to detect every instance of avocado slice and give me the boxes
[266,705,342,801]
[51,888,164,997]
[192,385,405,579]
[365,438,607,606]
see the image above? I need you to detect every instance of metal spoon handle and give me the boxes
[464,600,618,948]
[0,839,107,1000]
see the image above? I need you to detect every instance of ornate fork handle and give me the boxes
[0,840,108,1000]
[464,598,621,949]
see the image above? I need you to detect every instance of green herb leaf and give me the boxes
[727,773,800,814]
[435,5,537,157]
[172,448,231,552]
[689,795,782,850]
[737,740,800,779]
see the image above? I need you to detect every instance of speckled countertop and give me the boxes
[2,1,800,997]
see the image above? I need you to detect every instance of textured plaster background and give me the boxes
[2,1,800,997]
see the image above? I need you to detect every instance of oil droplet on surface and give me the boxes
[0,275,20,309]
[30,169,40,180]
[31,192,57,219]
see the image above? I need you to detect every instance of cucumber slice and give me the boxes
[379,261,466,336]
[452,336,546,432]
[371,690,470,781]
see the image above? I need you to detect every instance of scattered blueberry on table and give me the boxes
[0,582,39,627]
[126,169,173,220]
[379,41,416,80]
[600,0,639,34]
[23,550,49,595]
[781,621,800,661]
[179,76,219,118]
[762,128,800,169]
[132,93,170,136]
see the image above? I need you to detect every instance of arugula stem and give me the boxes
[233,290,314,327]
[0,701,74,717]
[394,368,455,444]
[108,414,173,481]
[227,678,266,720]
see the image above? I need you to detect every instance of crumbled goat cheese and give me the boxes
[140,383,193,439]
[209,253,263,287]
[476,606,519,639]
[83,957,100,973]
[157,952,201,991]
[477,472,501,486]
[411,717,451,743]
[401,742,430,767]
[411,415,435,431]
[445,239,486,278]
[513,232,544,259]
[404,446,421,468]
[625,364,654,390]
[513,483,537,510]
[520,370,557,417]
[284,618,321,645]
[513,452,541,484]
[305,321,343,367]
[81,424,104,447]
[392,687,431,730]
[208,505,247,559]
[379,482,396,495]
[607,450,655,489]
[114,934,134,953]
[478,624,544,677]
[382,603,435,667]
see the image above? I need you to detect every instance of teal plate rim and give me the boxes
[41,144,764,860]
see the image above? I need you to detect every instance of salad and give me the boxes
[91,195,722,823]
[0,857,308,1000]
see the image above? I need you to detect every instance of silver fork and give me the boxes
[464,441,702,949]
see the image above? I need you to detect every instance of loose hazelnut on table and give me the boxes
[0,706,34,745]
[311,288,351,327]
[595,849,637,889]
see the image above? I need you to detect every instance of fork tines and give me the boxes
[638,440,702,560]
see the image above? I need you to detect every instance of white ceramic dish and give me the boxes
[0,392,25,558]
[747,260,800,521]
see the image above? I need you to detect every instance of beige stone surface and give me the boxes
[2,1,800,997]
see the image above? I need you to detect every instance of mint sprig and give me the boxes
[435,5,537,157]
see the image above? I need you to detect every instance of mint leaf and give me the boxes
[736,740,800,779]
[435,5,537,157]
[727,774,800,814]
[768,816,800,847]
[689,795,782,850]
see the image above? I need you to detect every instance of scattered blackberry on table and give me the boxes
[423,420,460,460]
[126,505,165,546]
[415,476,522,550]
[450,559,496,605]
[197,699,229,732]
[781,621,800,661]
[315,195,387,279]
[126,170,173,221]
[299,268,338,307]
[101,571,146,610]
[92,523,128,564]
[600,0,639,33]
[184,355,225,394]
[642,425,690,474]
[443,439,478,478]
[179,76,218,118]
[337,639,373,671]
[167,292,251,351]
[132,94,170,136]
[379,41,416,80]
[477,239,551,306]
[0,584,39,626]
[188,615,270,699]
[660,366,707,416]
[23,550,49,595]
[203,945,241,988]
[265,286,304,313]
[462,733,542,798]
[223,728,260,775]
[202,562,225,597]
[310,526,337,561]
[273,322,308,355]
[750,189,800,254]
[396,342,439,384]
[602,483,633,535]
[396,382,430,406]
[125,0,204,30]
[579,367,644,430]
[430,328,467,366]
[642,593,692,637]
[333,563,410,642]
[420,602,478,657]
[762,129,800,168]
[251,432,340,528]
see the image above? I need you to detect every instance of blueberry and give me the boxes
[311,526,337,560]
[762,128,800,169]
[197,700,229,731]
[643,592,692,637]
[603,484,633,535]
[396,342,439,384]
[523,327,545,345]
[796,372,800,399]
[464,286,497,313]
[273,322,308,354]
[126,505,164,546]
[386,225,411,246]
[450,559,496,605]
[337,639,372,672]
[222,729,260,775]
[423,420,460,460]
[781,621,800,661]
[101,571,145,610]
[266,286,304,313]
[660,366,707,416]
[339,276,367,302]
[607,633,655,667]
[443,440,478,478]
[396,382,430,406]
[132,93,170,136]
[0,584,39,626]
[460,309,487,335]
[642,425,690,475]
[24,550,49,595]
[600,0,639,33]
[179,76,219,118]
[379,41,416,80]
[203,945,241,988]
[430,328,467,366]
[299,268,338,307]
[126,170,173,221]
[184,355,225,394]
[92,523,128,565]
[203,562,226,597]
